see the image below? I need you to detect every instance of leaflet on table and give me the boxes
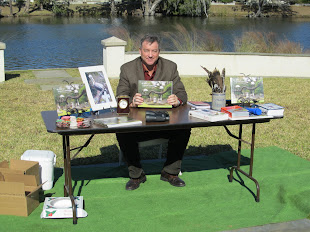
[254,103,284,116]
[93,116,142,128]
[188,109,229,122]
[138,80,173,108]
[187,101,211,109]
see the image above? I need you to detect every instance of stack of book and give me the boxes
[255,103,284,116]
[188,109,229,122]
[187,101,211,109]
[221,105,249,119]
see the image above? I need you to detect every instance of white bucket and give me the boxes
[21,150,56,190]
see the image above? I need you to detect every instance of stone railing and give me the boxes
[101,36,310,79]
[0,42,5,82]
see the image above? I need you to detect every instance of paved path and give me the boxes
[223,219,310,232]
[26,69,310,231]
[25,69,82,90]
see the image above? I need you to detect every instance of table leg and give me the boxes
[62,136,68,197]
[62,135,78,224]
[226,123,260,202]
[237,124,242,169]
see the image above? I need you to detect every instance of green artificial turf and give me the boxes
[1,146,310,231]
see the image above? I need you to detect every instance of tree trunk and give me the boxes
[110,0,116,16]
[24,0,30,13]
[9,0,13,16]
[200,0,208,17]
[255,0,264,17]
[143,0,162,16]
[40,3,43,11]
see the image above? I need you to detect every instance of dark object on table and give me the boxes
[145,110,170,122]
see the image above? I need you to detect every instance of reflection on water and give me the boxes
[0,16,309,70]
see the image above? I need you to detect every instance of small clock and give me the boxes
[117,95,130,114]
[119,99,128,109]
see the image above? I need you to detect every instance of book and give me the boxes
[228,114,273,121]
[93,116,142,128]
[255,103,284,116]
[53,84,91,116]
[230,77,264,104]
[187,101,211,109]
[221,105,249,118]
[138,80,173,108]
[189,109,229,122]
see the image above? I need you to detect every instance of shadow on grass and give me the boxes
[70,144,235,167]
[52,144,253,201]
[5,73,20,81]
[67,144,250,181]
[229,168,257,201]
[70,144,120,166]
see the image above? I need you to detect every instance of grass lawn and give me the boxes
[0,69,309,167]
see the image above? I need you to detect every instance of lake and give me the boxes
[0,16,310,70]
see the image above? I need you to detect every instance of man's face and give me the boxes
[139,41,160,66]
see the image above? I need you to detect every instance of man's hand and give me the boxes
[131,93,144,107]
[167,94,181,107]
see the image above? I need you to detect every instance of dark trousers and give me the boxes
[116,129,191,178]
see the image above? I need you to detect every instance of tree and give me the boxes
[110,0,117,16]
[34,0,50,10]
[9,0,13,16]
[200,0,208,17]
[24,0,30,13]
[255,0,265,17]
[142,0,163,16]
[163,0,210,17]
[245,0,292,17]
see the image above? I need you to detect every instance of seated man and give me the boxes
[116,34,191,190]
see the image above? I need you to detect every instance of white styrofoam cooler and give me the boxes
[21,150,56,190]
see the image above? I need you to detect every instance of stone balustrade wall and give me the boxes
[0,42,5,83]
[102,37,310,79]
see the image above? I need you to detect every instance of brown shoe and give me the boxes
[160,170,185,187]
[125,172,146,190]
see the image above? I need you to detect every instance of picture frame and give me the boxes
[138,80,173,108]
[230,76,264,104]
[78,65,117,111]
[53,83,91,116]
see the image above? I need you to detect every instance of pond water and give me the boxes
[0,16,310,70]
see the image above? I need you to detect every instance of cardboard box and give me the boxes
[0,159,40,184]
[0,172,41,216]
[0,160,41,216]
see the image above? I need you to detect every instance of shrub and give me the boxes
[162,24,223,52]
[234,31,303,54]
[107,27,141,52]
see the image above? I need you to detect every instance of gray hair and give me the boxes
[140,34,161,49]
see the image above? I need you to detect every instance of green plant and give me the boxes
[234,31,303,54]
[162,0,210,16]
[107,27,141,52]
[51,1,74,16]
[162,24,223,51]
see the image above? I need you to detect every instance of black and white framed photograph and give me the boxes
[79,65,117,111]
